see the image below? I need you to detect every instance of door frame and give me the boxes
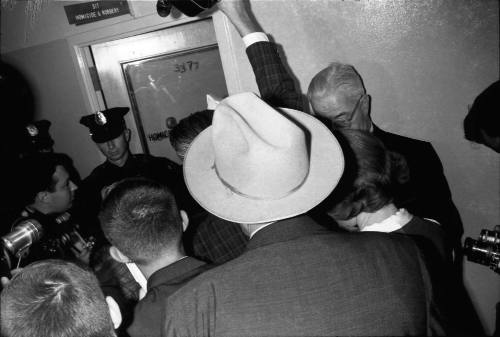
[67,10,253,155]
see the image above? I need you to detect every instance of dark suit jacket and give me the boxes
[395,216,450,263]
[128,257,210,337]
[373,126,463,247]
[163,216,447,336]
[246,41,303,111]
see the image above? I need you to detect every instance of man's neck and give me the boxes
[242,221,276,238]
[138,249,187,280]
[27,203,51,216]
[108,151,130,167]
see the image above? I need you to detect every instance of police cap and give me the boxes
[22,119,54,153]
[79,107,129,143]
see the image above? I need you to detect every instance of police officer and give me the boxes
[74,107,185,241]
[18,119,81,183]
[73,107,187,333]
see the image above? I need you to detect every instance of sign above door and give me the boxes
[64,1,130,26]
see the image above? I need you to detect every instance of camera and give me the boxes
[463,226,500,274]
[2,219,43,259]
[1,214,95,271]
[156,0,219,18]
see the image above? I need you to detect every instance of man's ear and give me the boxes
[109,246,131,264]
[180,210,189,232]
[36,191,51,204]
[124,129,131,142]
[358,94,371,118]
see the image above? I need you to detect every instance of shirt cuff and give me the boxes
[243,32,269,48]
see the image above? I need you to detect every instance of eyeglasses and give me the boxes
[331,94,363,129]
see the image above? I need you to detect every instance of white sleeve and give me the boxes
[242,32,269,48]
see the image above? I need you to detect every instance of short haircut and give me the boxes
[325,129,409,220]
[99,177,183,264]
[307,62,366,117]
[169,109,214,161]
[17,153,65,204]
[0,259,115,337]
[464,80,500,142]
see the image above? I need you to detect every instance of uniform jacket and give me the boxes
[72,154,183,237]
[163,216,447,337]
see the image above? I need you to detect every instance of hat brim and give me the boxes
[91,126,125,143]
[183,108,344,224]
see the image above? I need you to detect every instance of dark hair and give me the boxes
[464,80,500,142]
[99,177,183,264]
[169,109,214,161]
[18,153,66,205]
[0,259,115,337]
[326,129,409,220]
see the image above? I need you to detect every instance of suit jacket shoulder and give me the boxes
[128,257,209,337]
[373,126,437,160]
[163,220,446,336]
[373,125,462,244]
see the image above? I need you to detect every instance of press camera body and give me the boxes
[156,0,218,18]
[464,226,500,274]
[1,213,94,275]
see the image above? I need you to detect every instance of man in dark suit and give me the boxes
[307,65,484,335]
[168,0,304,266]
[99,177,211,337]
[163,92,447,336]
[307,63,463,255]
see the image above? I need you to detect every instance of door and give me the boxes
[91,18,228,163]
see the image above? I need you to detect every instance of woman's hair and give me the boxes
[325,129,409,220]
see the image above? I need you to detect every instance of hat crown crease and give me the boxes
[212,96,309,200]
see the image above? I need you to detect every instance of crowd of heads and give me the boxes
[1,4,496,332]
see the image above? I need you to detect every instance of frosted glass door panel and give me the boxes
[91,18,226,163]
[123,45,227,160]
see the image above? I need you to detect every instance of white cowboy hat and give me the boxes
[184,92,344,224]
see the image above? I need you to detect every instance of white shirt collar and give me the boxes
[360,208,412,233]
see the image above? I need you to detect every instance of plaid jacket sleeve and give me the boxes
[246,41,304,111]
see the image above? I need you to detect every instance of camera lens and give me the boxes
[1,219,43,256]
[156,0,172,17]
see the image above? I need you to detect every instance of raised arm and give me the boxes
[217,0,303,111]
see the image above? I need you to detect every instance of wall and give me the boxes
[2,0,499,334]
[2,39,97,176]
